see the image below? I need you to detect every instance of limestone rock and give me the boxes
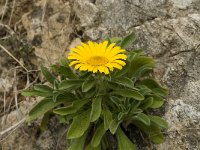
[21,0,73,65]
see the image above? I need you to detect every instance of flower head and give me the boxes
[68,41,127,74]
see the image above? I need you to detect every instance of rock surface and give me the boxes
[1,0,200,149]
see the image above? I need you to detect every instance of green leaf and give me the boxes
[102,109,113,130]
[128,51,139,62]
[27,98,65,122]
[82,79,95,92]
[54,106,76,116]
[112,89,144,101]
[113,77,135,89]
[152,88,168,97]
[51,65,77,79]
[114,62,129,78]
[140,79,161,89]
[134,65,153,79]
[40,111,51,131]
[90,97,102,122]
[149,130,165,144]
[68,131,88,150]
[53,98,90,115]
[138,85,152,96]
[130,100,141,110]
[108,82,122,91]
[91,123,106,147]
[67,109,91,139]
[59,79,84,90]
[41,66,57,85]
[150,95,164,108]
[132,121,165,144]
[132,113,150,126]
[128,56,155,79]
[110,96,123,107]
[109,37,122,44]
[34,84,53,93]
[117,112,127,120]
[140,79,167,97]
[139,97,154,110]
[149,115,168,129]
[85,88,96,98]
[59,57,69,66]
[58,116,68,124]
[55,92,76,102]
[85,143,101,150]
[121,33,136,49]
[22,90,52,97]
[129,108,143,116]
[116,127,137,150]
[109,119,121,134]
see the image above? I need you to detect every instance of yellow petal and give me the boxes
[106,47,126,58]
[105,63,114,71]
[92,66,98,73]
[99,40,108,55]
[110,63,123,70]
[79,65,88,71]
[75,64,82,70]
[104,67,109,74]
[69,61,80,66]
[88,41,96,55]
[109,54,127,61]
[88,66,94,71]
[98,66,105,73]
[112,60,126,66]
[104,43,116,56]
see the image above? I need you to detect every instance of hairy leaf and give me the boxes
[150,95,164,108]
[90,97,102,122]
[140,79,167,97]
[121,33,136,49]
[111,89,144,101]
[109,119,121,134]
[22,90,52,97]
[59,79,84,90]
[116,127,136,150]
[113,77,135,89]
[149,115,168,129]
[82,79,95,92]
[41,66,57,85]
[53,98,90,115]
[91,123,106,147]
[67,109,91,139]
[102,109,113,130]
[132,113,150,126]
[51,65,77,79]
[40,111,51,131]
[132,121,165,144]
[27,98,65,122]
[139,97,154,110]
[68,132,88,150]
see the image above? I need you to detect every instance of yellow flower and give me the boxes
[68,41,127,74]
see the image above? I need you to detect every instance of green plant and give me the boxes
[22,33,168,150]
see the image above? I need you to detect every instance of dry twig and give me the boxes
[8,0,16,26]
[0,43,29,72]
[0,118,26,140]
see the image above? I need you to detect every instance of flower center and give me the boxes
[87,56,108,66]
